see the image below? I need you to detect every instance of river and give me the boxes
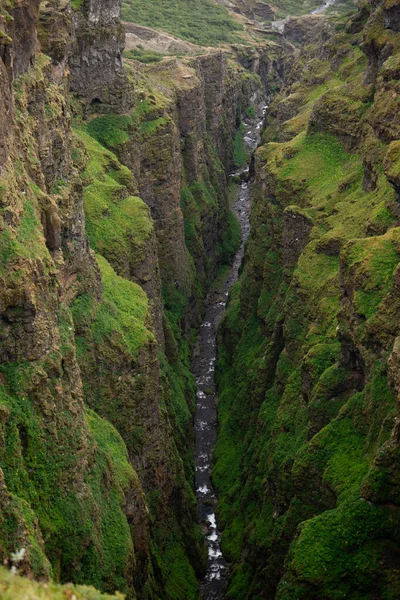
[271,0,339,32]
[193,99,268,600]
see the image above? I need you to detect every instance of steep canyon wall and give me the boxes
[0,1,281,598]
[214,3,400,599]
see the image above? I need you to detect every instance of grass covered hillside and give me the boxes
[121,0,243,46]
[269,0,356,19]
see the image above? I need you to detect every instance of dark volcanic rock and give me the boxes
[70,0,133,111]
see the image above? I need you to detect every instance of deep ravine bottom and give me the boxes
[192,100,268,600]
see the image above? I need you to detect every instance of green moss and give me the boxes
[343,232,400,320]
[278,133,358,202]
[245,105,257,119]
[216,209,241,264]
[0,313,137,594]
[213,23,400,600]
[141,117,168,136]
[150,521,202,600]
[93,255,154,357]
[124,48,163,63]
[0,229,20,269]
[233,123,250,168]
[71,0,84,9]
[86,115,133,149]
[0,195,52,278]
[75,128,153,274]
[278,494,399,600]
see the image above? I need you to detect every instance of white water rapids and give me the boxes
[193,99,268,599]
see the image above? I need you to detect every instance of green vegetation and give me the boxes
[71,0,84,10]
[84,97,169,151]
[245,104,257,119]
[0,329,137,594]
[0,196,52,278]
[214,21,400,600]
[217,209,241,263]
[95,255,154,356]
[150,519,204,600]
[124,48,163,63]
[86,115,133,149]
[0,568,124,599]
[75,128,153,275]
[0,37,213,600]
[121,0,243,46]
[233,123,250,168]
[0,46,146,599]
[73,105,206,598]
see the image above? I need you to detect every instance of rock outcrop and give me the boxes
[70,0,133,111]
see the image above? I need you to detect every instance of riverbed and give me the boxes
[193,101,267,600]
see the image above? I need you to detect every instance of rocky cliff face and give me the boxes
[9,0,400,598]
[0,2,141,596]
[0,0,280,598]
[70,0,132,111]
[214,6,400,599]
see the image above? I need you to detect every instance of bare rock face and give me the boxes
[384,0,400,32]
[193,53,234,172]
[6,0,40,77]
[0,53,12,170]
[282,206,313,270]
[0,1,42,170]
[39,0,71,66]
[124,105,193,299]
[41,204,62,251]
[70,0,133,111]
[283,14,327,46]
[384,140,400,198]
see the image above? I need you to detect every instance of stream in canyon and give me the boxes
[271,0,338,32]
[193,101,267,599]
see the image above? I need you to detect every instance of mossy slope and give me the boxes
[0,3,205,599]
[214,8,400,599]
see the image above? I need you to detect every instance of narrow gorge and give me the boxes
[1,0,400,599]
[194,101,267,598]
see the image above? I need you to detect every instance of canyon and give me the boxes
[0,0,400,599]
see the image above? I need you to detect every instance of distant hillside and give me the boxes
[121,0,243,46]
[268,0,355,19]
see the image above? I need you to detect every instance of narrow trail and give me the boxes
[192,100,268,600]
